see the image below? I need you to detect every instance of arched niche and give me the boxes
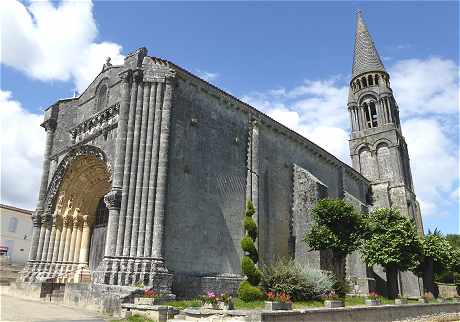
[376,143,393,180]
[358,146,375,180]
[95,78,109,112]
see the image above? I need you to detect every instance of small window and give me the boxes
[369,102,378,127]
[97,84,108,110]
[8,217,18,233]
[374,74,379,85]
[361,77,367,87]
[368,75,374,86]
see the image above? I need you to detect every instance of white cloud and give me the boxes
[390,57,460,117]
[403,118,458,217]
[242,78,351,161]
[0,0,124,92]
[196,70,219,82]
[242,57,459,220]
[0,90,45,210]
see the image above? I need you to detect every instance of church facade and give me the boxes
[22,12,424,298]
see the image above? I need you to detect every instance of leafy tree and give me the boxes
[434,234,460,287]
[238,201,262,301]
[415,229,455,293]
[304,199,365,283]
[361,208,422,299]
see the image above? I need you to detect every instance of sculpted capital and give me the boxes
[119,70,132,83]
[104,189,122,210]
[41,119,57,132]
[133,69,143,82]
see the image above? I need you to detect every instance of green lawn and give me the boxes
[112,314,157,322]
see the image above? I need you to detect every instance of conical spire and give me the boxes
[352,10,385,78]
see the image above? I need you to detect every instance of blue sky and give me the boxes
[1,1,459,234]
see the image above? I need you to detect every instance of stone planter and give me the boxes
[202,302,219,310]
[265,301,292,311]
[365,299,380,306]
[418,298,428,304]
[324,300,344,308]
[202,301,233,310]
[134,297,160,305]
[395,298,408,305]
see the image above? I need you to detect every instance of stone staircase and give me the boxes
[0,259,24,285]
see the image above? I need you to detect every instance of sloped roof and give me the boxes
[352,11,386,78]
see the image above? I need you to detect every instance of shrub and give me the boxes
[261,258,335,301]
[238,281,263,302]
[241,236,257,255]
[244,217,257,240]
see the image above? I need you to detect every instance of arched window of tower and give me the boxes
[361,76,367,88]
[368,75,374,86]
[374,74,379,85]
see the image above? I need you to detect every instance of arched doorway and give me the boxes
[89,198,109,271]
[51,154,111,283]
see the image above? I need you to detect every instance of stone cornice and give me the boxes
[158,57,368,184]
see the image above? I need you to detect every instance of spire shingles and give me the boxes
[352,11,386,78]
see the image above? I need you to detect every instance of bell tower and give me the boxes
[347,11,423,234]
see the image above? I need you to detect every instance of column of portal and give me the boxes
[67,213,79,271]
[104,70,132,262]
[116,70,140,259]
[51,218,62,273]
[79,215,93,268]
[40,215,52,269]
[29,118,56,265]
[46,217,58,273]
[144,82,163,258]
[131,81,151,260]
[62,216,73,272]
[139,82,157,258]
[73,220,83,266]
[151,77,174,260]
[35,222,46,266]
[123,71,144,285]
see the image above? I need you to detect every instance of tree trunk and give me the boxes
[332,252,346,283]
[386,266,399,299]
[423,257,435,295]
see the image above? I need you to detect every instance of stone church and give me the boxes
[22,12,424,298]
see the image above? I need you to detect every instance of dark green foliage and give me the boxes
[361,208,422,271]
[333,280,351,298]
[244,217,257,241]
[304,199,365,257]
[261,258,335,301]
[239,201,262,299]
[241,256,262,285]
[238,281,264,302]
[422,230,455,273]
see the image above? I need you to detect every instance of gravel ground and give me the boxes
[395,312,460,322]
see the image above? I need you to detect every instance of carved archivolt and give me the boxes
[44,145,112,215]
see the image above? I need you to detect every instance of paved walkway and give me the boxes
[0,293,109,322]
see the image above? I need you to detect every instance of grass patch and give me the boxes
[293,300,324,308]
[163,299,201,309]
[234,299,265,309]
[112,314,157,322]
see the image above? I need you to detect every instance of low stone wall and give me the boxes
[8,281,138,316]
[251,303,460,322]
[173,273,243,299]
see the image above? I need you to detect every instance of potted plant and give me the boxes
[217,293,234,310]
[322,290,344,308]
[264,291,293,310]
[395,295,408,305]
[419,291,433,304]
[201,291,219,309]
[365,292,381,306]
[134,289,159,305]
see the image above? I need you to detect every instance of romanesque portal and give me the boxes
[23,12,424,298]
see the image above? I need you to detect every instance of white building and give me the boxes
[0,204,33,265]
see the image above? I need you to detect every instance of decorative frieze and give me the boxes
[70,103,120,144]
